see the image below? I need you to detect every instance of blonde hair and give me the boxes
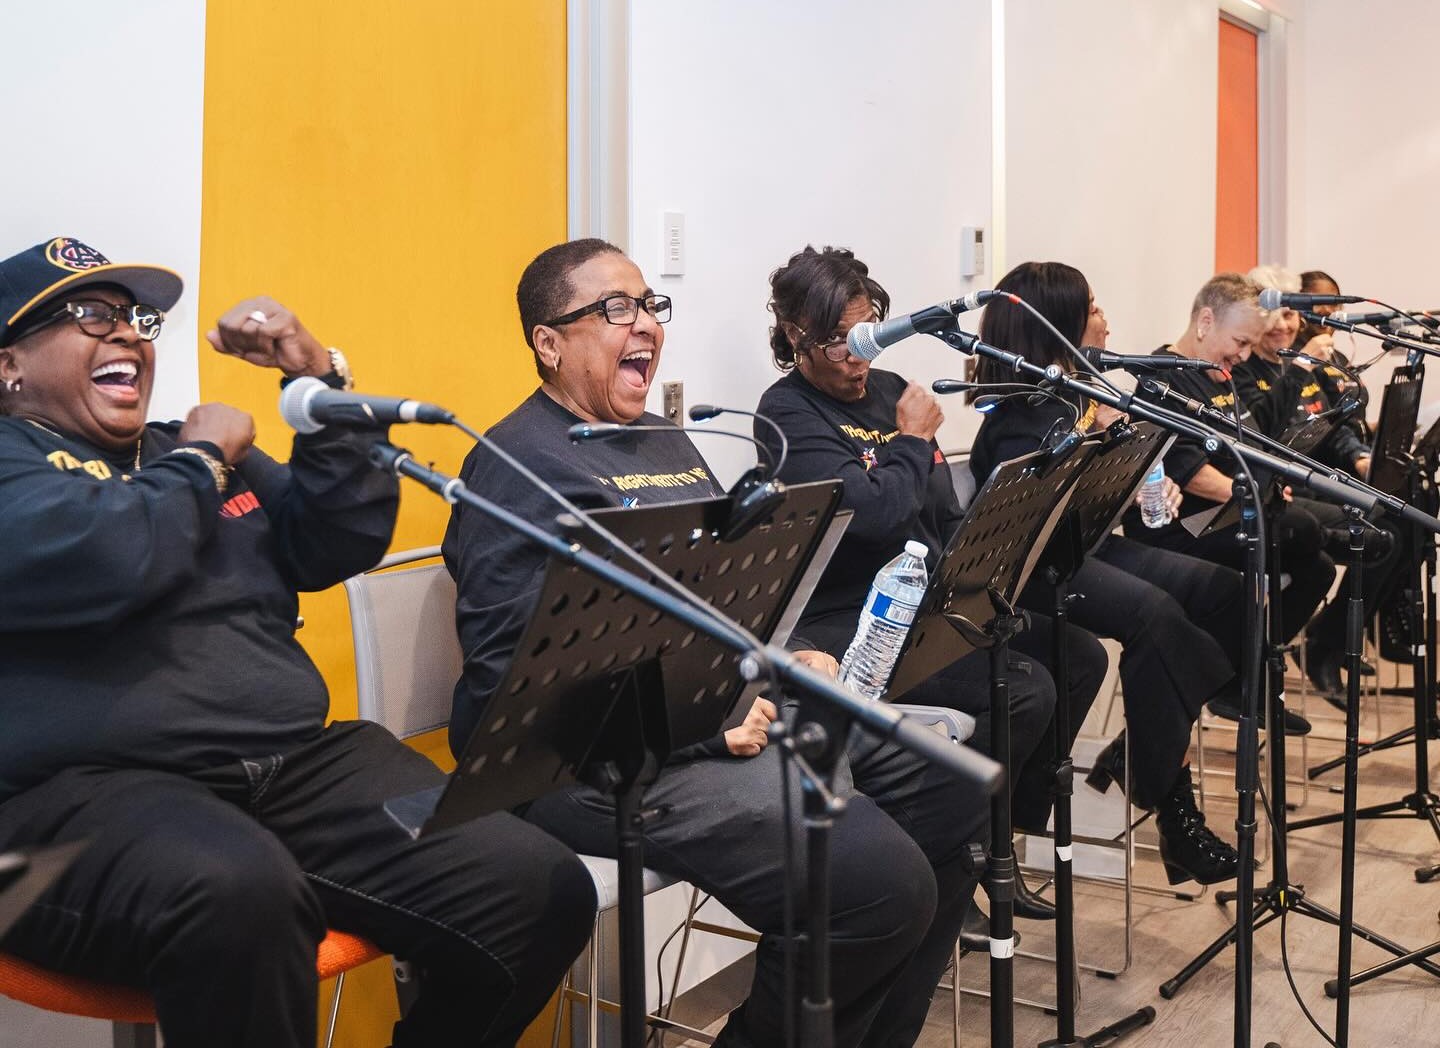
[1246,264,1301,294]
[1190,272,1262,322]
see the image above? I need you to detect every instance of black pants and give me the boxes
[526,708,997,1047]
[1021,536,1241,809]
[1132,502,1336,644]
[0,722,596,1048]
[800,610,1102,835]
[1298,496,1406,653]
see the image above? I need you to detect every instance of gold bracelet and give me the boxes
[171,446,230,496]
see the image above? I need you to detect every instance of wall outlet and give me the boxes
[960,226,985,277]
[661,211,685,276]
[663,381,684,424]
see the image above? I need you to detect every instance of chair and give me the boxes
[343,548,733,1046]
[0,929,384,1048]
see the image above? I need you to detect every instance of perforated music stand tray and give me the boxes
[1369,370,1425,496]
[1073,423,1174,553]
[424,480,844,835]
[886,445,1092,699]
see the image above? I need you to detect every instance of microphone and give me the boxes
[1258,288,1365,310]
[568,421,785,540]
[280,376,453,434]
[1080,347,1220,373]
[846,289,1014,360]
[689,404,790,477]
[1332,308,1440,332]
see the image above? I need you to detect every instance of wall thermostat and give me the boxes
[960,226,985,277]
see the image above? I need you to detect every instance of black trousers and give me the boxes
[527,723,988,1048]
[800,610,1104,836]
[1298,496,1406,653]
[0,722,596,1048]
[1130,502,1336,644]
[1021,536,1241,809]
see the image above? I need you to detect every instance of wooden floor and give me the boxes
[663,679,1440,1047]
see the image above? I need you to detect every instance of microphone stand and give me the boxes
[366,439,1005,1048]
[934,329,1440,1048]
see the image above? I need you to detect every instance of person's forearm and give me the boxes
[1183,463,1236,504]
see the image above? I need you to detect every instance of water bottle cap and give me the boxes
[904,540,929,558]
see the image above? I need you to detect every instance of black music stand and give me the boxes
[888,444,1092,1048]
[1294,365,1440,849]
[426,482,843,1048]
[1031,421,1168,1048]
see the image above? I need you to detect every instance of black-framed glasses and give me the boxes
[805,336,854,362]
[16,300,166,343]
[545,293,672,328]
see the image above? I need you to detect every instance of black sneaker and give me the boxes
[1206,696,1312,736]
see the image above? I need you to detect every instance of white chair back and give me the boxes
[342,546,459,740]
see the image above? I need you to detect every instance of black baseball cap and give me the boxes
[0,237,183,347]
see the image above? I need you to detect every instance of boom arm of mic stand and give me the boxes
[368,441,1004,794]
[936,330,1440,536]
[1305,312,1440,358]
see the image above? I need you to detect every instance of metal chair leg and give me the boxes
[322,970,346,1048]
[111,1024,157,1048]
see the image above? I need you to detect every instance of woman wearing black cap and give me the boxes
[0,237,594,1048]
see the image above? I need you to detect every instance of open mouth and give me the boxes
[91,360,141,401]
[618,349,653,388]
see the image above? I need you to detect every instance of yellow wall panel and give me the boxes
[200,2,567,1043]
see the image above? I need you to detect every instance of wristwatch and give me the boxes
[327,347,355,391]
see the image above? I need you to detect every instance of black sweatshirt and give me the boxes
[443,390,723,755]
[967,392,1082,489]
[755,368,960,630]
[0,413,399,801]
[1121,347,1254,539]
[1232,355,1369,471]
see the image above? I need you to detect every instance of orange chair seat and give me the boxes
[0,929,383,1025]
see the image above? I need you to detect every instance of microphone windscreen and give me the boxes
[846,322,884,361]
[688,404,722,421]
[279,376,327,434]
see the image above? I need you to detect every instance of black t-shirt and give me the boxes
[443,389,722,753]
[756,368,959,641]
[1233,354,1368,471]
[967,391,1083,490]
[0,415,399,801]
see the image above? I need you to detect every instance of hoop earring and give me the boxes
[4,378,19,394]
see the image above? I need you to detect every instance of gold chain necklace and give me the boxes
[24,418,142,470]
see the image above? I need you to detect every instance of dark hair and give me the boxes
[766,246,889,370]
[1300,269,1340,293]
[515,238,624,375]
[974,261,1089,387]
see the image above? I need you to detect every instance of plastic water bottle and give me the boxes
[839,540,930,699]
[1140,461,1169,528]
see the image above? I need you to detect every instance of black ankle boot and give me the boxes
[1085,732,1126,795]
[1156,765,1240,886]
[959,900,1022,953]
[1013,864,1056,920]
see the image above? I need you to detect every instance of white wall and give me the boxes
[1290,0,1440,419]
[1003,0,1220,355]
[629,0,994,484]
[0,0,207,422]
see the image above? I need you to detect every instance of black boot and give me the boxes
[1014,864,1056,920]
[959,900,1021,953]
[1085,732,1126,795]
[1156,765,1239,886]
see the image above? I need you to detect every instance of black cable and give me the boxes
[1280,906,1342,1048]
[648,890,716,1047]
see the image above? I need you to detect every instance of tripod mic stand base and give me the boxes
[1038,1005,1155,1048]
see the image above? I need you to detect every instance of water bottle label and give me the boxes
[869,591,917,626]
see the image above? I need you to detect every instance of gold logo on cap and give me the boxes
[44,237,110,273]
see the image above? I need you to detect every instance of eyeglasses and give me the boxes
[16,300,166,343]
[545,293,672,328]
[806,336,855,362]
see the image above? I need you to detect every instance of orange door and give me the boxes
[1217,17,1259,273]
